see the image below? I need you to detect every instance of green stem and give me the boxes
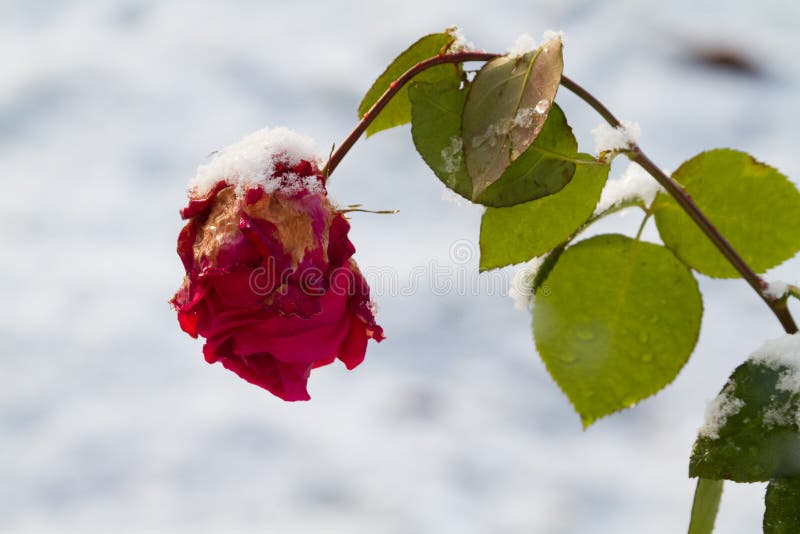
[688,478,724,534]
[788,284,800,300]
[583,199,645,230]
[635,211,651,241]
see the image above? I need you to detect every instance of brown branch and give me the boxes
[560,75,798,335]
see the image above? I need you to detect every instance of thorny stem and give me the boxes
[560,75,798,335]
[326,52,797,334]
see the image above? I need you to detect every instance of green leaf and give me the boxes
[653,149,800,278]
[688,478,723,534]
[533,234,703,427]
[765,478,800,534]
[462,37,564,197]
[409,73,472,199]
[689,360,800,482]
[479,154,608,270]
[474,103,578,207]
[358,32,457,137]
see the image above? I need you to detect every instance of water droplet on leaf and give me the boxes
[534,98,549,114]
[577,329,595,341]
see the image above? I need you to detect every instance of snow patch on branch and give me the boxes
[763,280,791,300]
[189,127,321,196]
[592,120,641,154]
[447,27,478,53]
[593,162,665,215]
[508,256,546,311]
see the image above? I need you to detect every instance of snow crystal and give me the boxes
[763,280,790,300]
[592,120,641,154]
[699,379,745,439]
[593,162,665,215]
[763,403,795,428]
[699,334,800,439]
[512,102,548,128]
[508,256,545,311]
[472,122,507,148]
[189,127,321,196]
[542,29,567,46]
[440,187,470,206]
[367,299,379,316]
[507,33,538,57]
[512,107,536,128]
[447,26,477,53]
[506,30,565,57]
[471,104,549,149]
[749,334,800,394]
[441,136,463,174]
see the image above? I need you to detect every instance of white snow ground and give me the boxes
[2,1,800,533]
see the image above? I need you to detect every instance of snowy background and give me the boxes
[3,1,800,532]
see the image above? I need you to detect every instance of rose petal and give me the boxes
[172,152,383,400]
[180,180,228,219]
[219,352,312,401]
[327,214,356,268]
[337,314,370,370]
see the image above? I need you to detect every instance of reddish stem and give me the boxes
[322,51,500,177]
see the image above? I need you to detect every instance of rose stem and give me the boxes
[324,52,798,334]
[322,51,499,177]
[559,75,798,335]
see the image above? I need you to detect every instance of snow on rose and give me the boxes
[170,128,383,401]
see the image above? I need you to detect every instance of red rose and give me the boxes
[171,128,384,401]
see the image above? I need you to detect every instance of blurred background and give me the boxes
[2,1,800,532]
